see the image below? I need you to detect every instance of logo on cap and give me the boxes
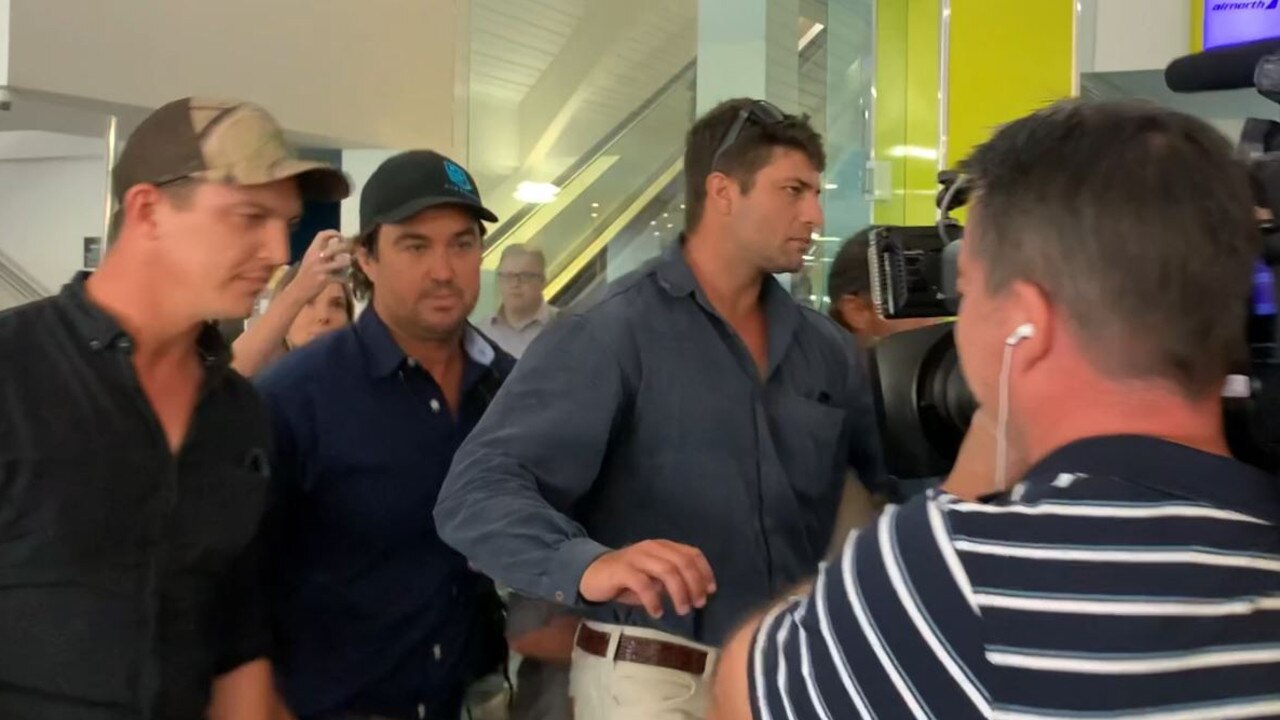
[444,161,474,192]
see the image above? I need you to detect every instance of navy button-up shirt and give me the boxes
[436,240,885,646]
[256,307,515,719]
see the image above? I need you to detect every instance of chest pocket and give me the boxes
[765,391,847,502]
[168,460,270,569]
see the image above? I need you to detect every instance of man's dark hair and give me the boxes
[684,98,826,229]
[961,99,1260,396]
[350,226,379,302]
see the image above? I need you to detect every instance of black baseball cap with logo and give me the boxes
[359,150,499,235]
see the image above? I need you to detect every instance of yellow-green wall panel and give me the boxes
[872,0,941,226]
[1190,0,1204,52]
[945,0,1075,172]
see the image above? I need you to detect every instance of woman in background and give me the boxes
[231,229,354,377]
[827,227,938,346]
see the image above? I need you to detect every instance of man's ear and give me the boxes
[119,184,164,242]
[705,171,741,219]
[355,237,378,286]
[1008,279,1052,368]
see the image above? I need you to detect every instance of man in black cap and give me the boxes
[256,150,514,720]
[0,97,349,720]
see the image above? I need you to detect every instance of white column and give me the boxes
[696,0,801,114]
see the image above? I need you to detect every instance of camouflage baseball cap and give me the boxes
[112,97,350,202]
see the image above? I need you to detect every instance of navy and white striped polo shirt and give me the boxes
[750,435,1280,719]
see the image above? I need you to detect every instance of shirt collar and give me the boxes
[654,235,801,378]
[1022,435,1280,526]
[59,271,231,370]
[490,301,557,332]
[357,305,495,379]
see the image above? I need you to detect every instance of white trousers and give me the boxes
[568,622,719,720]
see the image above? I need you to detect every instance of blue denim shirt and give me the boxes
[436,240,885,646]
[256,307,514,719]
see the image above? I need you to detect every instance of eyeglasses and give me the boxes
[497,271,545,284]
[709,100,789,171]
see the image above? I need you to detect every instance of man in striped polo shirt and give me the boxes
[710,99,1280,719]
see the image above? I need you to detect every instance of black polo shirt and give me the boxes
[0,275,273,720]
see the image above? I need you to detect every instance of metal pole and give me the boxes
[101,114,118,253]
[937,0,952,183]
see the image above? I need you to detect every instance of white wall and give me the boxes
[0,0,10,86]
[0,154,106,292]
[339,149,400,238]
[1084,0,1190,74]
[6,0,461,151]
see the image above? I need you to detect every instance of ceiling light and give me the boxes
[824,183,839,190]
[514,181,561,204]
[799,22,825,49]
[887,145,939,161]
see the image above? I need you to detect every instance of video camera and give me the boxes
[868,37,1280,481]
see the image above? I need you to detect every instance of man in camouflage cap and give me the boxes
[0,97,348,720]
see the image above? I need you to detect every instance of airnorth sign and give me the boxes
[1205,0,1280,49]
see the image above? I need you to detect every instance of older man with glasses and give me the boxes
[487,244,558,358]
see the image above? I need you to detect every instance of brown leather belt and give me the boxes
[575,623,708,676]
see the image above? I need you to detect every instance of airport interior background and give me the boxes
[0,0,1276,318]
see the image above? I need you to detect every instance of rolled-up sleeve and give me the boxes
[436,315,626,606]
[212,531,271,675]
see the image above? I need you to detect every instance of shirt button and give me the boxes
[88,339,103,350]
[555,591,565,602]
[117,338,133,351]
[430,399,441,413]
[406,358,418,369]
[433,644,443,661]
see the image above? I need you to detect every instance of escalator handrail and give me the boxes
[549,27,831,306]
[483,57,698,253]
[0,248,51,302]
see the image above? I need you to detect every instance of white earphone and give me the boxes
[996,322,1035,492]
[1005,322,1036,346]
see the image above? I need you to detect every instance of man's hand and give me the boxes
[207,659,280,720]
[579,540,716,618]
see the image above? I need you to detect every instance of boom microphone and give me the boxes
[1165,36,1280,93]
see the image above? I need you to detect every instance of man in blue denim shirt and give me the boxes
[258,151,511,720]
[436,99,884,720]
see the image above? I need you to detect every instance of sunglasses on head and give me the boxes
[710,100,789,171]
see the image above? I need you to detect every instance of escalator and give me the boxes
[0,249,51,312]
[483,26,829,310]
